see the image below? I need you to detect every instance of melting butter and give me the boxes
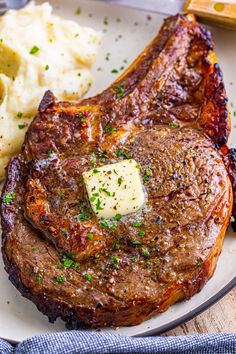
[83,159,145,218]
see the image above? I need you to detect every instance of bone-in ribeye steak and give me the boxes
[1,14,236,328]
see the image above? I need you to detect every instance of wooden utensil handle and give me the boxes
[183,1,236,28]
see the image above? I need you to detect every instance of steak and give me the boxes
[1,14,235,328]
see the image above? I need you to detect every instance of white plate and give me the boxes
[1,0,236,343]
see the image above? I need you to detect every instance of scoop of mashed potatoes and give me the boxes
[0,2,101,180]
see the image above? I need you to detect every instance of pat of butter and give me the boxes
[83,159,145,218]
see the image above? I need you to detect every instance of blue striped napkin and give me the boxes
[0,331,236,353]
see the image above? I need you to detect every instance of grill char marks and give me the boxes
[1,14,234,328]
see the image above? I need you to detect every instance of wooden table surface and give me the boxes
[164,287,236,335]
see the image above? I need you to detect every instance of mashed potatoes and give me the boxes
[0,2,101,180]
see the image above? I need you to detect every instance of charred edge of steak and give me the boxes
[83,14,189,106]
[3,247,216,329]
[203,63,229,148]
[38,90,55,114]
[227,148,236,230]
[1,156,22,236]
[5,260,88,329]
[0,158,88,329]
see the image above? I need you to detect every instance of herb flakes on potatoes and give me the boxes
[0,2,101,180]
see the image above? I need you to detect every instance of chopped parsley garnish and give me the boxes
[135,163,141,169]
[104,16,108,25]
[118,177,123,186]
[111,69,118,74]
[110,255,119,269]
[67,252,76,259]
[197,261,203,267]
[63,258,75,268]
[84,273,93,281]
[100,188,111,196]
[61,228,68,237]
[93,168,100,174]
[138,230,145,236]
[45,64,49,71]
[97,151,107,162]
[75,7,81,15]
[114,214,122,221]
[123,151,131,159]
[131,256,138,263]
[113,83,125,99]
[112,242,121,250]
[18,124,26,130]
[78,112,86,122]
[90,157,97,166]
[100,220,109,228]
[141,248,149,257]
[3,192,15,205]
[105,53,110,61]
[35,274,42,284]
[168,121,178,127]
[115,151,122,157]
[60,254,80,269]
[115,150,131,159]
[109,222,116,231]
[96,198,104,210]
[143,166,152,183]
[145,167,151,177]
[87,232,94,240]
[55,275,65,284]
[100,220,116,231]
[133,221,144,227]
[146,260,152,268]
[32,247,38,251]
[77,211,91,221]
[131,240,141,246]
[104,124,116,135]
[90,193,99,202]
[17,112,23,119]
[30,45,40,55]
[111,255,119,263]
[100,266,106,273]
[47,149,53,158]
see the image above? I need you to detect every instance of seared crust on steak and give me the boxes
[1,14,234,328]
